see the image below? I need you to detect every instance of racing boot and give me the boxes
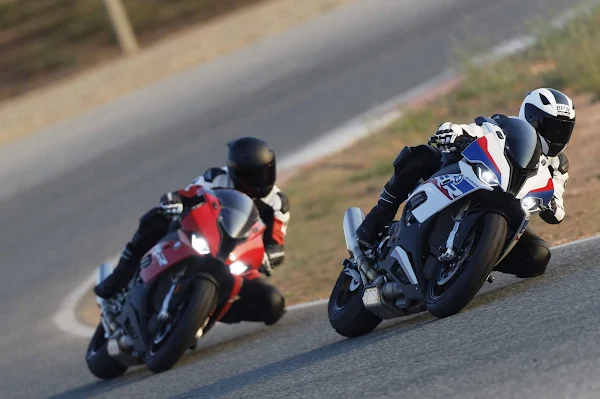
[94,207,172,299]
[356,181,406,248]
[93,243,139,299]
[356,144,443,248]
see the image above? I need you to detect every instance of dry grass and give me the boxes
[0,0,354,145]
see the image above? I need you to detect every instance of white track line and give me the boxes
[52,5,598,338]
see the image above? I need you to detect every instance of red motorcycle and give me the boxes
[86,187,267,379]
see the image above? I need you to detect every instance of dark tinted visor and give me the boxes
[232,162,276,189]
[537,117,574,146]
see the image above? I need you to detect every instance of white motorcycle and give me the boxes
[328,116,556,338]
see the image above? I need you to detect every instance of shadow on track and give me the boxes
[46,270,556,399]
[170,273,557,398]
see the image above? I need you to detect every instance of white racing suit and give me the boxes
[356,114,569,278]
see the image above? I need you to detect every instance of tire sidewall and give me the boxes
[145,278,217,373]
[425,212,508,318]
[328,268,382,337]
[86,324,128,379]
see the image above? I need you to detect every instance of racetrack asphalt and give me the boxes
[0,0,592,398]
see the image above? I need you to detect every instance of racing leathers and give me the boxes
[93,166,290,325]
[356,114,569,278]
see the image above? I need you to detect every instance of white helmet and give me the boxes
[518,88,575,157]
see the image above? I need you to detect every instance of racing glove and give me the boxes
[429,122,476,152]
[260,252,273,277]
[158,192,184,216]
[260,245,286,276]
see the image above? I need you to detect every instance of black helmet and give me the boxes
[518,88,576,157]
[227,137,276,198]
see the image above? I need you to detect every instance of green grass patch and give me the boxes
[271,3,600,305]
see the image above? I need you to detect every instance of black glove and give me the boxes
[266,244,285,267]
[158,192,184,216]
[259,252,273,277]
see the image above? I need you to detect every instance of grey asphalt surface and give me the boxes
[0,0,593,398]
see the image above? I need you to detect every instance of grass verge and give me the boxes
[0,0,266,101]
[270,3,600,305]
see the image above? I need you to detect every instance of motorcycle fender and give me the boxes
[411,161,492,223]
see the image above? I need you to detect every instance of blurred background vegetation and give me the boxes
[0,0,265,101]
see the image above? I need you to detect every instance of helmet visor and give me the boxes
[536,117,574,147]
[232,161,276,190]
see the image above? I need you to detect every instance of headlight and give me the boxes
[191,234,211,255]
[229,261,248,275]
[521,197,539,211]
[474,164,499,186]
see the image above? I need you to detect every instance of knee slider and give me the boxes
[530,239,551,269]
[264,288,286,325]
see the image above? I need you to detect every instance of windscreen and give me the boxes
[497,117,542,170]
[213,188,259,239]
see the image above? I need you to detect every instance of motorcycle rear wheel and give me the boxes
[146,278,217,373]
[425,211,507,318]
[86,323,128,379]
[328,266,382,338]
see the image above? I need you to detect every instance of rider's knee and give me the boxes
[531,239,551,269]
[263,286,286,326]
[516,239,551,278]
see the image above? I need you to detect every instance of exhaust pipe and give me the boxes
[343,208,377,281]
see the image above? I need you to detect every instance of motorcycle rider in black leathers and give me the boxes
[93,137,290,326]
[356,88,574,278]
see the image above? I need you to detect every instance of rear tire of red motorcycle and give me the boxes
[146,278,217,374]
[85,323,128,379]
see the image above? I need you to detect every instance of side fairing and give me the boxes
[516,163,554,205]
[461,133,511,191]
[410,161,491,223]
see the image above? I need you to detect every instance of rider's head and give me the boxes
[518,88,575,157]
[227,136,276,199]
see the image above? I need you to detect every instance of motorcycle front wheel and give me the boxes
[425,211,507,318]
[145,277,217,373]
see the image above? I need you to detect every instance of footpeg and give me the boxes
[486,274,494,283]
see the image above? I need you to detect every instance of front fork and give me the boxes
[436,200,495,284]
[438,201,470,262]
[157,267,187,322]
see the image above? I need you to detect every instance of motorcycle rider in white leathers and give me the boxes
[356,88,574,278]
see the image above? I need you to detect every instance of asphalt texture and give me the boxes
[0,0,593,398]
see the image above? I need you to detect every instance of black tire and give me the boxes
[86,323,128,380]
[328,267,382,338]
[426,211,507,318]
[146,278,217,373]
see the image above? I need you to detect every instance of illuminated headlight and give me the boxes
[474,164,499,186]
[229,261,248,275]
[191,234,211,255]
[521,197,539,211]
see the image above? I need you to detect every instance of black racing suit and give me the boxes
[356,119,569,279]
[93,170,291,326]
